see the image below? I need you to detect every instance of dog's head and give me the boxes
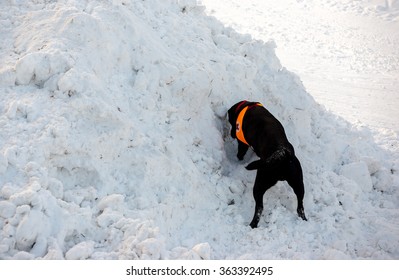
[227,100,248,139]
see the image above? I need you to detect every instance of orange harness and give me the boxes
[236,103,263,146]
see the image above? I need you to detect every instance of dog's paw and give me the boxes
[249,221,258,229]
[297,208,307,221]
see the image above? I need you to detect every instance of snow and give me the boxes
[201,0,399,133]
[0,0,398,260]
[339,161,373,192]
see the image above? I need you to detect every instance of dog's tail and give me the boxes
[245,146,293,170]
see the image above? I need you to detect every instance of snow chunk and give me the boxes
[173,243,212,260]
[96,194,125,227]
[0,201,16,218]
[43,239,64,260]
[362,156,381,175]
[373,168,394,193]
[15,209,50,253]
[46,178,64,199]
[136,238,164,260]
[57,68,101,96]
[339,161,373,192]
[65,241,95,260]
[9,181,42,210]
[97,208,123,228]
[15,51,70,86]
[97,194,125,211]
[192,243,211,260]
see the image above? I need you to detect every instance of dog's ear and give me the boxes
[227,106,237,139]
[227,106,235,124]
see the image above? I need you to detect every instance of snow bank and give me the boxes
[0,0,398,259]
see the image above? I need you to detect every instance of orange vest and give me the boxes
[236,103,263,146]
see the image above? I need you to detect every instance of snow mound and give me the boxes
[0,0,398,259]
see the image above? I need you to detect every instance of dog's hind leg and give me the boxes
[245,147,293,170]
[286,156,307,221]
[250,172,277,228]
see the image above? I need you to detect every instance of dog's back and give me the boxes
[241,106,295,169]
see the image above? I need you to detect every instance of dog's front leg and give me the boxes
[237,141,249,160]
[250,185,264,228]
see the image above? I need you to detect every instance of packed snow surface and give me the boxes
[0,0,398,259]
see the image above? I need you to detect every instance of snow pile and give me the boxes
[0,0,398,259]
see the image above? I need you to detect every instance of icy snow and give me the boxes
[0,0,398,259]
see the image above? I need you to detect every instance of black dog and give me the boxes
[228,100,307,228]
